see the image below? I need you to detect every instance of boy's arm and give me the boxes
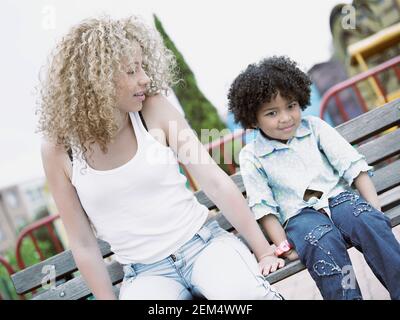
[260,215,299,261]
[311,116,373,187]
[259,215,287,245]
[354,171,381,211]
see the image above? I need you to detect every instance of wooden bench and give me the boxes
[11,99,400,300]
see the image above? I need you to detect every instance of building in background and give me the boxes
[0,177,49,254]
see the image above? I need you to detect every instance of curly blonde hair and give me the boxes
[37,15,177,157]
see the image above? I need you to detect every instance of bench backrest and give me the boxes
[11,99,400,299]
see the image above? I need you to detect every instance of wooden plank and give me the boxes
[371,159,400,194]
[379,186,400,210]
[30,205,400,300]
[356,129,400,165]
[386,205,400,228]
[266,260,305,285]
[11,239,112,295]
[335,98,400,144]
[32,261,124,300]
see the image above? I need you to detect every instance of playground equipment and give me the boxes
[320,55,400,122]
[347,22,400,107]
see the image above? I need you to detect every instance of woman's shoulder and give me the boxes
[41,138,67,159]
[142,93,185,133]
[41,138,72,181]
[141,94,167,125]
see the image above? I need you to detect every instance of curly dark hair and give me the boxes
[227,56,312,129]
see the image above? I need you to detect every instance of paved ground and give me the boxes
[273,225,400,300]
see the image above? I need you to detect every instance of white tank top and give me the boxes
[71,111,209,264]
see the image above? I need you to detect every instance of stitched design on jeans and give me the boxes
[304,224,342,276]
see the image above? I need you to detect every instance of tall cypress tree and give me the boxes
[153,15,226,142]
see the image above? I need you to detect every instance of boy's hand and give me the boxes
[282,249,299,261]
[258,254,285,276]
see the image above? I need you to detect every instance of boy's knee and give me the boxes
[354,208,391,231]
[301,223,346,258]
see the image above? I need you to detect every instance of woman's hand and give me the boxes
[258,254,285,276]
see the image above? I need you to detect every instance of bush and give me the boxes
[0,235,58,300]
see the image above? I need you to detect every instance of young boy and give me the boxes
[228,56,400,300]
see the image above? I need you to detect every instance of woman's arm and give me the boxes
[144,95,284,275]
[353,171,381,211]
[41,141,117,300]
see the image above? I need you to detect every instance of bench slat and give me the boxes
[335,99,400,144]
[32,261,124,300]
[380,186,400,210]
[31,205,400,300]
[371,159,400,194]
[357,129,400,165]
[11,239,112,295]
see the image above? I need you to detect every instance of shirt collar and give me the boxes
[254,118,312,157]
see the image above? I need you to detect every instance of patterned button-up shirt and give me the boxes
[239,116,373,226]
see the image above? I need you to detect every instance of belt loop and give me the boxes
[197,221,213,243]
[123,264,137,278]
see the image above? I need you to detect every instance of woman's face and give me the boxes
[255,91,302,142]
[115,43,150,114]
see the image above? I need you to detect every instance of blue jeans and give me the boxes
[119,219,282,300]
[285,190,400,300]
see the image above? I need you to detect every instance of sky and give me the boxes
[0,0,351,189]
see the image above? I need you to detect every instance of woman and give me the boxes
[38,15,284,300]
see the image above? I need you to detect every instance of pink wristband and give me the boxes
[274,240,293,257]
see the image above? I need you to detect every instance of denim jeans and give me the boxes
[285,190,400,300]
[119,219,282,300]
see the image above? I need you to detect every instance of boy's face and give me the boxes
[255,91,302,142]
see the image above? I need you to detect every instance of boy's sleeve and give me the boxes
[310,116,373,186]
[239,149,280,221]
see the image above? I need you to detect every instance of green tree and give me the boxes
[153,15,226,143]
